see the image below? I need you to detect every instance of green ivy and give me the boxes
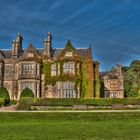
[41,60,82,91]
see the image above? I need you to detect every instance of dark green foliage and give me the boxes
[17,97,140,110]
[10,100,17,105]
[0,98,4,106]
[100,79,104,97]
[20,88,34,98]
[130,60,140,66]
[0,87,10,105]
[123,60,140,97]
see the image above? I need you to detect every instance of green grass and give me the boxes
[0,112,140,140]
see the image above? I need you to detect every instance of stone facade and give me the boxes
[100,64,124,98]
[0,32,100,100]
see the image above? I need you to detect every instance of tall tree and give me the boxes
[123,60,140,97]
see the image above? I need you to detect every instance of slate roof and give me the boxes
[0,47,90,58]
[2,50,12,58]
[100,71,118,79]
[51,48,89,58]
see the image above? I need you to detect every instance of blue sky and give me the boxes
[0,0,140,71]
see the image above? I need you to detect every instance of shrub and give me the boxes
[0,87,10,105]
[17,98,140,110]
[20,88,34,98]
[17,97,34,110]
[10,100,17,105]
[0,98,4,107]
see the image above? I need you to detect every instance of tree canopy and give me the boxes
[123,60,140,98]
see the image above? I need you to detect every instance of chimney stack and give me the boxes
[12,32,23,58]
[44,32,52,57]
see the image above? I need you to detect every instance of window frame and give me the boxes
[63,61,74,74]
[51,63,57,76]
[63,81,75,98]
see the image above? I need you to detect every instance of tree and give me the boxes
[0,87,10,105]
[123,60,140,98]
[20,88,34,98]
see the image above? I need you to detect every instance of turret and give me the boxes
[43,32,52,57]
[12,32,23,58]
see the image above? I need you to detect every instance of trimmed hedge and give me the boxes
[20,88,34,98]
[0,98,4,107]
[17,97,140,110]
[0,87,10,105]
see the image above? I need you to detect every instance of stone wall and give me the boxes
[101,65,124,98]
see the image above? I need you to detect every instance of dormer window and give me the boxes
[27,53,34,58]
[65,52,73,57]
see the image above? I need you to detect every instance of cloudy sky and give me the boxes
[0,0,140,71]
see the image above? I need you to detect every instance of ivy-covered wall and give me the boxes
[82,58,94,98]
[40,40,100,98]
[41,60,82,90]
[41,56,100,99]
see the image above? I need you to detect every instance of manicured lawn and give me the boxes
[0,112,140,140]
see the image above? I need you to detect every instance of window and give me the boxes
[36,83,40,97]
[110,92,118,98]
[22,64,34,75]
[22,83,33,90]
[63,82,75,98]
[51,64,57,76]
[37,64,40,75]
[65,52,73,57]
[63,62,74,74]
[27,53,34,58]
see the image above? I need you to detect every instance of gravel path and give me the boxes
[0,109,140,112]
[0,105,17,111]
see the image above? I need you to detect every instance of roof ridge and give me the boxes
[1,49,12,50]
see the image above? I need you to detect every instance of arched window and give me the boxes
[21,82,33,90]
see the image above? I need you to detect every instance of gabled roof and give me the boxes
[51,48,90,58]
[20,43,41,59]
[58,40,80,57]
[52,40,91,58]
[0,41,91,59]
[100,65,123,79]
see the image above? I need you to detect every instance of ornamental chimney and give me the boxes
[44,32,52,57]
[12,32,23,58]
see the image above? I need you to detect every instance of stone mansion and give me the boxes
[0,32,124,100]
[0,32,100,100]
